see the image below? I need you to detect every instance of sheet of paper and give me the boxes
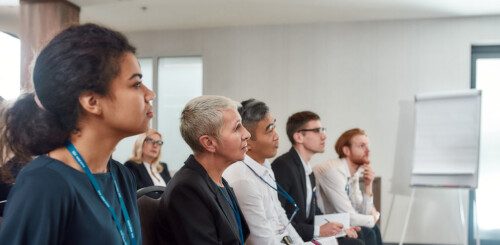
[314,213,350,238]
[412,91,481,175]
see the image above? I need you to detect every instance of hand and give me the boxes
[319,222,343,237]
[361,164,375,184]
[361,164,375,196]
[371,208,380,223]
[344,226,361,238]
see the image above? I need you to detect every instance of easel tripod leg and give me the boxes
[399,188,416,245]
[458,189,466,245]
[473,190,480,245]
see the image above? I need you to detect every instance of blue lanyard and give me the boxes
[66,142,137,245]
[213,180,244,244]
[241,161,299,225]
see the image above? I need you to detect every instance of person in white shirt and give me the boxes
[223,99,303,244]
[313,128,382,245]
[271,111,363,245]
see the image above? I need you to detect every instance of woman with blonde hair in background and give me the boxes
[125,129,171,191]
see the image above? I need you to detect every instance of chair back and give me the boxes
[137,186,166,245]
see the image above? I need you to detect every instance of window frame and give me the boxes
[469,45,500,245]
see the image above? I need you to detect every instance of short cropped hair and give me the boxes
[286,111,320,145]
[180,95,240,154]
[334,128,366,158]
[238,99,269,140]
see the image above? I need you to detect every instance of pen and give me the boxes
[324,218,330,223]
[311,239,322,245]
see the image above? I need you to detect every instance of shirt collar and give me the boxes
[243,154,270,177]
[342,158,358,180]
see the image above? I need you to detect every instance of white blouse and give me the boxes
[143,162,167,187]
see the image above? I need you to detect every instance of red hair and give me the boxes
[334,128,366,158]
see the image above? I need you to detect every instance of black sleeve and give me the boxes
[158,180,223,245]
[160,162,172,183]
[124,161,143,190]
[272,157,315,241]
[315,203,324,215]
[271,157,294,212]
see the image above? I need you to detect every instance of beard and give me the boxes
[351,154,370,165]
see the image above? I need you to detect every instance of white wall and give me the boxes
[125,15,500,244]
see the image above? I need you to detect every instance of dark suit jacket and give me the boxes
[157,155,250,245]
[124,160,171,190]
[271,147,322,241]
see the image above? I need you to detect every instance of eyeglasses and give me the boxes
[144,138,163,146]
[297,127,326,134]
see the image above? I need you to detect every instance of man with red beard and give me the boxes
[313,128,382,245]
[272,112,363,245]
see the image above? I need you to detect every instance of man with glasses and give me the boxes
[272,111,363,245]
[313,128,382,245]
[223,99,303,244]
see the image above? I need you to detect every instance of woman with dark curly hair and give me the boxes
[0,23,154,245]
[0,98,32,217]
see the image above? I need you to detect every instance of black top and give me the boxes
[0,155,142,245]
[271,147,322,241]
[124,160,171,189]
[157,155,250,245]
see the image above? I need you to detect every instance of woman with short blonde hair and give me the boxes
[125,129,171,190]
[157,95,251,244]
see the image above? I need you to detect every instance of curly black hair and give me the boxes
[3,23,136,157]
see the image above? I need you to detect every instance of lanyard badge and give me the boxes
[66,142,136,245]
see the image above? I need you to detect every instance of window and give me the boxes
[469,45,500,245]
[0,31,20,100]
[157,56,203,171]
[112,56,203,172]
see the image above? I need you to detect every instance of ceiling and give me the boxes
[73,0,500,31]
[2,0,500,33]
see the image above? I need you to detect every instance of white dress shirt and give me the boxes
[295,150,320,238]
[143,162,166,187]
[313,158,375,228]
[223,154,304,245]
[296,152,313,217]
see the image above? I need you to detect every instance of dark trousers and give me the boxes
[359,225,382,245]
[338,237,365,245]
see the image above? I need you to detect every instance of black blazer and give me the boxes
[271,147,322,241]
[157,155,250,245]
[124,160,171,190]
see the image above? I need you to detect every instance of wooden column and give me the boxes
[20,0,79,92]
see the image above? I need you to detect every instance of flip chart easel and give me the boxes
[399,90,481,245]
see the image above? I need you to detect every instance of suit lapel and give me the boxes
[309,173,316,218]
[289,148,308,206]
[184,155,241,243]
[138,163,154,187]
[159,163,171,183]
[211,180,241,242]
